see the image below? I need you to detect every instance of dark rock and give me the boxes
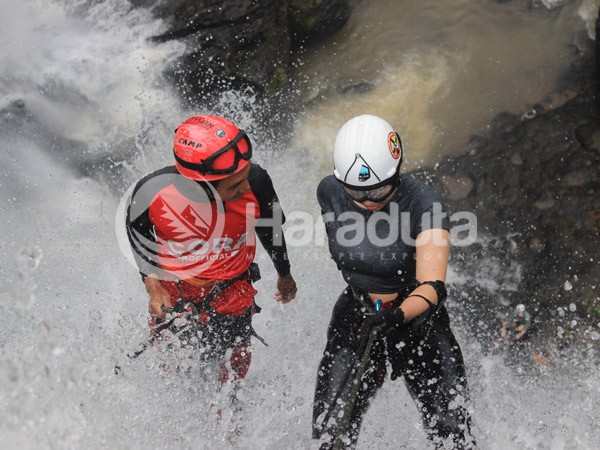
[575,122,600,152]
[289,0,351,46]
[339,81,374,94]
[129,0,351,108]
[597,5,600,99]
[422,89,600,332]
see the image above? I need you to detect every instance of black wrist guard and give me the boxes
[420,280,447,304]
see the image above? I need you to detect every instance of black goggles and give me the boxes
[339,175,400,203]
[174,130,252,175]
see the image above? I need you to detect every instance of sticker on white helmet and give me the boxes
[388,132,401,159]
[358,165,371,181]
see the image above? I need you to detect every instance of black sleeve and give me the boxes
[125,204,154,282]
[317,176,337,239]
[316,177,329,212]
[248,164,291,277]
[125,166,176,281]
[408,179,450,236]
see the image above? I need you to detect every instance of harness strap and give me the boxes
[172,264,269,346]
[175,267,254,315]
[350,286,378,313]
[251,327,268,346]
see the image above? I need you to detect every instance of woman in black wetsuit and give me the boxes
[312,115,476,449]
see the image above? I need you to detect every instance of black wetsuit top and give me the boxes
[313,175,474,449]
[317,174,450,293]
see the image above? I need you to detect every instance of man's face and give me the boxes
[215,163,252,202]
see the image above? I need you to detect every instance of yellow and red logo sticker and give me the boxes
[388,132,401,159]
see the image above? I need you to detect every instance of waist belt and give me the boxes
[350,284,416,313]
[175,261,261,290]
[175,263,261,314]
[176,276,217,289]
[350,286,378,313]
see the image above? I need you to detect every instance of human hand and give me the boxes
[146,280,173,319]
[360,306,405,335]
[275,274,297,304]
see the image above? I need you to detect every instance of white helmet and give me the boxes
[515,304,526,313]
[333,114,403,188]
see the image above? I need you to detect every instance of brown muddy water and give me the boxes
[291,0,599,168]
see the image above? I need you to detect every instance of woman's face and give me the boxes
[353,188,397,212]
[342,174,400,212]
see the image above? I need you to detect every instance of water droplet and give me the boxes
[15,246,43,278]
[563,281,572,291]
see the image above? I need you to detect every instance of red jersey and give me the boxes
[126,163,290,315]
[148,183,258,281]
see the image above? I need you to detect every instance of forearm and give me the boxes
[407,229,449,321]
[144,274,162,294]
[400,283,439,322]
[368,283,439,323]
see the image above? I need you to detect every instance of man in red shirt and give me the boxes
[126,115,297,382]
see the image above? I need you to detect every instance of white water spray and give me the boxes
[0,1,598,449]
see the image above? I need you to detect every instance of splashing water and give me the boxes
[0,0,598,449]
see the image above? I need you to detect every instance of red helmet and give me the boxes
[173,115,252,181]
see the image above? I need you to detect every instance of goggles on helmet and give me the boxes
[339,174,400,203]
[174,129,252,176]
